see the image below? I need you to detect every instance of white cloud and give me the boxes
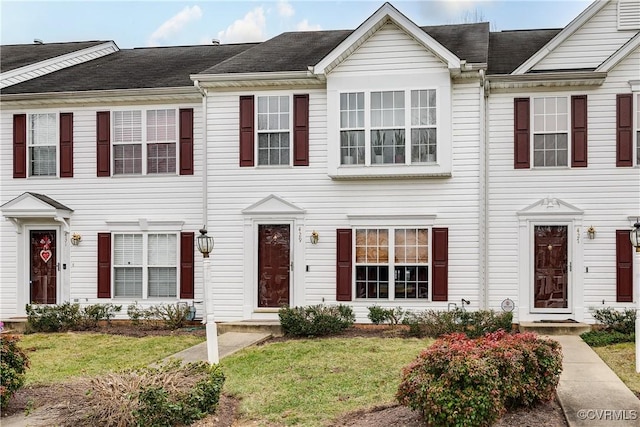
[296,19,322,32]
[217,7,266,43]
[277,0,295,18]
[419,0,491,23]
[149,5,203,46]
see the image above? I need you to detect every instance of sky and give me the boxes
[1,0,594,49]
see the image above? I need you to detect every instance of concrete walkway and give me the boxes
[553,335,640,426]
[162,331,272,364]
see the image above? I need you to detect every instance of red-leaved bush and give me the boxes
[396,331,562,427]
[1,334,30,410]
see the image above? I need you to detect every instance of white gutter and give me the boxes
[194,80,208,230]
[479,68,488,310]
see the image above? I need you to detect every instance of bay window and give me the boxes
[355,227,429,300]
[28,113,57,176]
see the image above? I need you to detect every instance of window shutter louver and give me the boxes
[96,111,111,176]
[616,94,633,167]
[179,108,194,175]
[60,113,74,177]
[514,98,530,169]
[13,114,27,178]
[97,233,112,298]
[571,95,588,168]
[616,230,633,302]
[432,227,449,301]
[293,94,310,166]
[239,96,255,167]
[180,232,195,299]
[336,229,353,301]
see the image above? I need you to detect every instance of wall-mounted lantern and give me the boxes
[310,230,319,245]
[196,227,214,258]
[631,220,640,253]
[70,233,82,246]
[587,226,596,240]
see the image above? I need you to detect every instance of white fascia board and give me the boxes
[512,0,610,75]
[487,71,606,90]
[0,87,200,107]
[191,71,324,88]
[0,41,119,87]
[596,31,640,72]
[313,2,460,75]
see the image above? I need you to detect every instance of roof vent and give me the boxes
[618,0,640,30]
[33,39,43,45]
[211,39,220,45]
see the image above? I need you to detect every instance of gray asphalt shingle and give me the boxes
[1,41,109,73]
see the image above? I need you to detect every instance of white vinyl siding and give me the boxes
[28,113,57,177]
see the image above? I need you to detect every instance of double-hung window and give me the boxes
[355,228,429,299]
[257,96,290,166]
[636,94,640,165]
[339,89,438,166]
[533,97,568,167]
[113,233,178,298]
[112,109,177,175]
[28,113,57,176]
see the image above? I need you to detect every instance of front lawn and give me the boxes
[17,332,205,385]
[592,342,640,395]
[221,337,432,426]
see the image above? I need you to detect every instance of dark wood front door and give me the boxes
[534,226,568,309]
[30,230,57,304]
[258,224,290,308]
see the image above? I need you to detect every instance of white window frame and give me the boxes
[112,231,180,300]
[256,94,292,167]
[532,96,569,168]
[635,93,639,166]
[111,108,178,176]
[27,112,58,177]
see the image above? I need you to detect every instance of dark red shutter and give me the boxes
[96,111,110,176]
[13,114,27,178]
[293,94,309,166]
[616,94,633,167]
[432,227,449,301]
[336,229,353,301]
[97,233,111,298]
[514,98,530,169]
[571,95,587,168]
[60,113,74,177]
[180,232,195,299]
[239,96,255,167]
[179,108,194,175]
[616,230,633,302]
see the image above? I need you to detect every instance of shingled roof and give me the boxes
[0,41,110,73]
[420,23,489,65]
[1,43,257,94]
[487,29,562,75]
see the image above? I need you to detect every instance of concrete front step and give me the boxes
[519,321,591,335]
[217,320,283,337]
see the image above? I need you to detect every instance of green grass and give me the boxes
[17,332,204,385]
[593,342,640,395]
[221,337,431,426]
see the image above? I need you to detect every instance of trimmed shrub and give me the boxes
[127,303,192,330]
[397,331,562,427]
[1,334,30,410]
[78,304,122,329]
[279,304,355,337]
[25,302,81,333]
[580,330,634,347]
[401,308,513,338]
[367,305,405,325]
[592,307,635,335]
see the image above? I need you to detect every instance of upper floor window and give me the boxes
[636,94,639,165]
[112,109,177,175]
[113,232,178,298]
[533,97,568,167]
[257,96,290,166]
[355,227,429,300]
[28,113,57,176]
[339,89,437,166]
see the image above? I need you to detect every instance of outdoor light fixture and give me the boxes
[196,227,214,258]
[70,233,82,246]
[630,220,640,253]
[310,230,319,245]
[587,226,596,240]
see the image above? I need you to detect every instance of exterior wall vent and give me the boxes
[618,0,640,30]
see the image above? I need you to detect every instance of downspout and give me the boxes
[194,80,208,228]
[480,69,490,310]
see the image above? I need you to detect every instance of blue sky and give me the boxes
[1,0,593,48]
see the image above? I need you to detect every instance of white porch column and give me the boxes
[203,257,219,364]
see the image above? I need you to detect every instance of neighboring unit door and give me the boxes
[533,225,568,310]
[257,224,290,308]
[30,230,57,304]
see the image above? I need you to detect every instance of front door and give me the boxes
[533,225,568,310]
[30,230,57,304]
[257,224,290,308]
